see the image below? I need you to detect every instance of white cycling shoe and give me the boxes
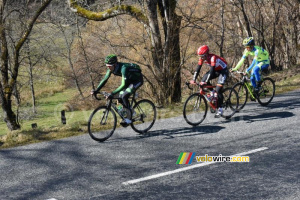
[215,107,223,118]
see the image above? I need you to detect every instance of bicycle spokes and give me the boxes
[183,93,207,126]
[256,77,275,106]
[131,99,156,134]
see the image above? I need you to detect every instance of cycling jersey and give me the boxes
[193,54,227,82]
[198,54,227,71]
[233,45,270,89]
[233,46,269,72]
[96,62,142,95]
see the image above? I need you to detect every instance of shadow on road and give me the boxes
[106,125,225,143]
[230,111,294,123]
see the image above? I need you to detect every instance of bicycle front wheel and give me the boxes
[88,106,117,142]
[183,93,207,126]
[131,99,156,134]
[257,77,275,106]
[232,82,248,111]
[221,88,239,119]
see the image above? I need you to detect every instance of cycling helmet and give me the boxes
[105,54,118,64]
[197,45,209,55]
[243,37,255,46]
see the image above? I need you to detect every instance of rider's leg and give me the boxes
[120,79,143,124]
[250,67,258,89]
[215,70,228,117]
[253,61,270,90]
[216,84,224,108]
[201,70,217,90]
[216,69,227,108]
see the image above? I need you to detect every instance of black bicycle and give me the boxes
[88,91,156,142]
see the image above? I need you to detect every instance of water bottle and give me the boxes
[117,105,123,115]
[207,93,213,102]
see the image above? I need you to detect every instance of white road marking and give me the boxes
[122,147,268,185]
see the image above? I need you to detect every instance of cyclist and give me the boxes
[190,45,228,117]
[231,37,270,92]
[91,54,143,125]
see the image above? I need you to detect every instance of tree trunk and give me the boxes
[1,97,20,130]
[0,0,52,131]
[26,41,37,113]
[169,14,182,103]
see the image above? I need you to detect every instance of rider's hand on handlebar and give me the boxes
[90,89,96,95]
[200,82,207,86]
[189,80,196,85]
[243,71,249,76]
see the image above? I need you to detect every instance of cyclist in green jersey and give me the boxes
[231,37,270,92]
[91,54,143,125]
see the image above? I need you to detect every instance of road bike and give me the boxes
[183,82,239,126]
[231,71,275,110]
[88,91,156,142]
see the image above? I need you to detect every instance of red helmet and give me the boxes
[197,45,209,55]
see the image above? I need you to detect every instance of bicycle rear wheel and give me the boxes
[257,77,275,106]
[88,106,117,142]
[183,93,207,126]
[221,88,239,119]
[232,82,248,111]
[131,99,156,134]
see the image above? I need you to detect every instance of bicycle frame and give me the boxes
[200,85,218,110]
[234,72,256,100]
[187,82,218,110]
[243,79,256,100]
[96,92,138,121]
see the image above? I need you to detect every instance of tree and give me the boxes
[0,0,52,130]
[68,0,182,105]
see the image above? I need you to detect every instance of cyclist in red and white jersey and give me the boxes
[190,45,228,117]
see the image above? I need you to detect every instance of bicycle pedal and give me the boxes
[120,122,130,127]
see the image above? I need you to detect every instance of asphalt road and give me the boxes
[0,89,299,200]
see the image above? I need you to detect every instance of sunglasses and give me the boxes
[198,54,206,58]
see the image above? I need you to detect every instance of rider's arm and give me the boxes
[232,49,248,71]
[111,67,127,95]
[112,76,126,95]
[246,49,259,73]
[193,64,202,81]
[95,69,111,92]
[204,65,215,82]
[246,58,257,73]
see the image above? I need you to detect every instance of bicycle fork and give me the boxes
[100,109,109,125]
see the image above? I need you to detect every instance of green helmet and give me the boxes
[243,37,255,46]
[105,54,118,64]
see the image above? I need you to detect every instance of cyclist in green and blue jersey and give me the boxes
[231,37,270,92]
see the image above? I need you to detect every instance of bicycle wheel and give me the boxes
[88,106,117,142]
[232,82,248,111]
[183,93,207,126]
[221,88,239,119]
[131,99,156,134]
[257,77,275,106]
